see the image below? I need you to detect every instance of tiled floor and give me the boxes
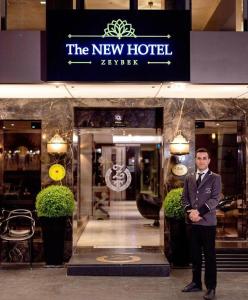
[77,201,160,248]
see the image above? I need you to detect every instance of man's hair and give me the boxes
[196,148,211,158]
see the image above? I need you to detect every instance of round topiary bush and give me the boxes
[163,187,184,219]
[36,185,75,218]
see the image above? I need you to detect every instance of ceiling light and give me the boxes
[113,135,162,144]
[40,1,46,5]
[148,1,154,8]
[169,82,187,91]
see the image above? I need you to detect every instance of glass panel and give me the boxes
[192,0,244,31]
[0,120,41,210]
[244,0,248,31]
[85,0,129,9]
[1,0,7,30]
[195,120,247,239]
[7,0,46,30]
[140,144,159,196]
[138,0,163,10]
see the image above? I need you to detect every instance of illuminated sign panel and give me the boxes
[47,10,190,81]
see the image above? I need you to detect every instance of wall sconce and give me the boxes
[47,134,67,154]
[211,133,216,140]
[170,130,189,155]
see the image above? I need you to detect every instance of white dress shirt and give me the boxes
[196,168,209,181]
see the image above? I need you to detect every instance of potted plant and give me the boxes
[36,185,75,265]
[163,187,189,266]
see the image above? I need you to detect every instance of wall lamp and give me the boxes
[170,130,189,155]
[47,133,67,154]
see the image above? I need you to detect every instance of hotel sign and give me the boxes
[47,10,190,81]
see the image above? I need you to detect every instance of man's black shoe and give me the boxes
[203,289,216,300]
[181,282,202,292]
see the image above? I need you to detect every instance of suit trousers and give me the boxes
[190,224,217,289]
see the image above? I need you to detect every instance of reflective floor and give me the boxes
[77,201,160,248]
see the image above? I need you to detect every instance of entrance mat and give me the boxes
[67,248,170,276]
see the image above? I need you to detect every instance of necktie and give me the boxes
[196,173,204,187]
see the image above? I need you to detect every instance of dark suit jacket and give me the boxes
[182,170,222,226]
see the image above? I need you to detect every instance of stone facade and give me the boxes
[0,97,247,262]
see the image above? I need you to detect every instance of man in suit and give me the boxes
[181,148,221,300]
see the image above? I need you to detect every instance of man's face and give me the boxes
[196,152,210,171]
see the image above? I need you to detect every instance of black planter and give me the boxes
[40,217,67,265]
[166,217,190,267]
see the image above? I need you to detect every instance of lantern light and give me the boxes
[47,134,67,154]
[170,130,189,155]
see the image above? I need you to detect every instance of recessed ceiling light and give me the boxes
[3,126,6,129]
[170,82,187,91]
[216,123,220,126]
[40,1,46,5]
[11,123,14,127]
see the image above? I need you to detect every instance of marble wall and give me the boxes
[0,97,247,262]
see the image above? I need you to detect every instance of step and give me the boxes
[217,268,248,272]
[216,253,248,257]
[67,248,170,277]
[216,248,248,254]
[216,258,248,262]
[215,263,248,266]
[193,251,248,272]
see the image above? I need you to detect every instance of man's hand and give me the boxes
[187,209,202,222]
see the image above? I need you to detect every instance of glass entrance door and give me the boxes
[76,129,162,248]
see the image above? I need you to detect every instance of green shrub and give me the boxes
[163,188,184,219]
[36,185,75,218]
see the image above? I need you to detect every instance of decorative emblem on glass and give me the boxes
[103,19,136,39]
[105,164,132,192]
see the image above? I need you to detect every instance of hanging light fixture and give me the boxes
[47,133,67,154]
[170,130,189,155]
[148,1,154,8]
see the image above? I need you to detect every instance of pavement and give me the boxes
[0,267,247,300]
